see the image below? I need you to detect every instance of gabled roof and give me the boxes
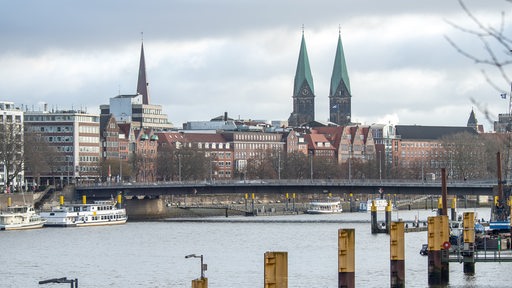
[312,126,344,148]
[306,133,336,151]
[395,125,478,140]
[293,32,314,96]
[330,33,351,95]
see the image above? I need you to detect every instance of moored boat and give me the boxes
[41,200,127,227]
[359,198,393,212]
[306,198,342,214]
[0,205,46,231]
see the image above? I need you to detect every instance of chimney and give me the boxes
[224,112,228,121]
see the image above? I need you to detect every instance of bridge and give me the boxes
[76,179,497,200]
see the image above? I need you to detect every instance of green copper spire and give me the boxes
[294,32,314,96]
[330,32,350,96]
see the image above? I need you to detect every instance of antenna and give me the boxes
[301,24,304,35]
[339,24,341,35]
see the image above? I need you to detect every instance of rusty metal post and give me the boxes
[390,222,405,288]
[338,229,355,288]
[441,168,447,216]
[428,215,449,286]
[264,251,288,288]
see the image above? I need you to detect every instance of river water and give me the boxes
[0,207,507,287]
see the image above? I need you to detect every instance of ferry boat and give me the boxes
[41,200,127,227]
[0,205,46,231]
[305,198,342,214]
[359,198,392,212]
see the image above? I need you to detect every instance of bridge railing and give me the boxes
[76,178,496,189]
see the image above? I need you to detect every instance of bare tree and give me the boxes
[24,132,51,186]
[445,0,512,122]
[0,122,23,191]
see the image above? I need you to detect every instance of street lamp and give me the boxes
[185,254,207,279]
[39,277,78,288]
[379,150,382,182]
[309,151,313,181]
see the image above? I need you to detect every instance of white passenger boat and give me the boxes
[306,198,342,214]
[0,205,46,231]
[41,200,127,227]
[359,198,392,212]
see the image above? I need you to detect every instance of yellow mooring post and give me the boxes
[450,197,457,221]
[60,195,64,206]
[463,212,475,275]
[427,215,449,286]
[338,229,355,288]
[117,193,122,209]
[191,278,208,288]
[385,200,392,234]
[371,200,378,234]
[82,195,87,204]
[264,251,288,288]
[390,222,405,288]
[437,197,443,216]
[7,196,12,207]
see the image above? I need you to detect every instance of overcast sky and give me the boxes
[1,0,511,131]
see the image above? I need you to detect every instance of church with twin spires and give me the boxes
[288,30,352,127]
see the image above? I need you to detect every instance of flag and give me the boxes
[501,93,507,99]
[332,104,338,109]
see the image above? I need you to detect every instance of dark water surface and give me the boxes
[0,208,506,287]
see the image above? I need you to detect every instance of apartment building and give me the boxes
[24,109,100,185]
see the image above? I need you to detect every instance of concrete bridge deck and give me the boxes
[76,179,497,200]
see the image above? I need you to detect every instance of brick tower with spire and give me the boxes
[288,30,315,127]
[329,29,351,125]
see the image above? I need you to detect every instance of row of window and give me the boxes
[234,134,280,141]
[79,136,100,143]
[47,136,73,143]
[79,156,100,162]
[235,143,281,150]
[198,142,231,149]
[35,125,73,133]
[80,146,99,153]
[79,126,99,134]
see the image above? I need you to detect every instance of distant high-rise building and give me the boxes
[329,31,352,125]
[288,31,315,127]
[100,40,172,131]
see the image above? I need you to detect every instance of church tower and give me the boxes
[329,30,351,125]
[288,30,315,127]
[467,108,478,131]
[137,40,150,105]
